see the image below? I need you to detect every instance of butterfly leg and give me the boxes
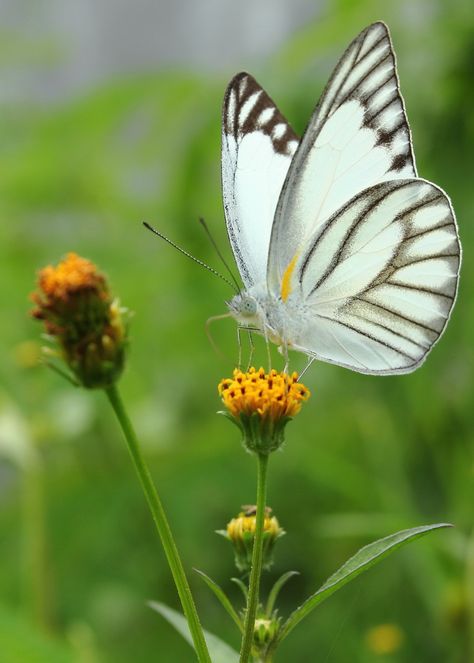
[246,329,255,371]
[236,326,243,368]
[298,356,315,381]
[205,312,232,358]
[282,343,289,374]
[263,329,272,372]
[237,326,257,370]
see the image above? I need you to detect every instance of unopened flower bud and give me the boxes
[253,614,280,651]
[219,505,284,573]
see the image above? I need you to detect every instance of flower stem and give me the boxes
[240,453,269,663]
[105,384,211,663]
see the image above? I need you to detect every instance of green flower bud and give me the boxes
[220,505,285,573]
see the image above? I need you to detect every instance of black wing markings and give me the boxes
[223,73,297,156]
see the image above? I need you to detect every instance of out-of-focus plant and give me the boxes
[31,252,211,663]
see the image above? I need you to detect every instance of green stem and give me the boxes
[105,384,211,663]
[240,453,269,663]
[22,451,53,632]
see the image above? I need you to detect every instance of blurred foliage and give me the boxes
[1,0,473,661]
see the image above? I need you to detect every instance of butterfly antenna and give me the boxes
[143,222,239,293]
[198,217,241,293]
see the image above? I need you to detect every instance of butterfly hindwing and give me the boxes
[268,21,417,290]
[292,179,460,374]
[221,73,298,288]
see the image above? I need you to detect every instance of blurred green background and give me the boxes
[0,0,473,661]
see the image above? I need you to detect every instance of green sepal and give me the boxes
[265,571,299,617]
[231,577,248,601]
[193,568,243,632]
[42,357,80,387]
[219,409,292,455]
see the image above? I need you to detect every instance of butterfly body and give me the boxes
[228,288,306,350]
[221,22,461,375]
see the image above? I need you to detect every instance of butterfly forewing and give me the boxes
[221,73,298,288]
[268,21,417,290]
[292,179,460,374]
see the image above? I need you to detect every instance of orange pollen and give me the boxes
[218,367,310,420]
[37,252,105,300]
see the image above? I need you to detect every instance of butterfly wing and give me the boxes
[222,73,298,288]
[267,21,417,290]
[289,179,460,374]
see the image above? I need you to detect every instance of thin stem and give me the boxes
[22,451,53,632]
[239,453,269,663]
[105,384,211,663]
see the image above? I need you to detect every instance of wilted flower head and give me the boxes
[218,505,284,573]
[31,252,128,388]
[218,367,310,454]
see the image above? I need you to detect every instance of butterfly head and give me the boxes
[227,292,260,326]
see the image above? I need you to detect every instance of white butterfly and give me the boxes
[221,21,461,375]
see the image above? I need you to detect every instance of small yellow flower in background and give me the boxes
[218,367,310,454]
[218,505,285,572]
[31,252,129,389]
[365,623,405,655]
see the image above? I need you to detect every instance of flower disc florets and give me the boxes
[222,505,285,572]
[218,367,310,454]
[31,253,128,388]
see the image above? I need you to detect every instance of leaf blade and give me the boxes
[149,601,240,663]
[278,523,452,642]
[194,568,243,633]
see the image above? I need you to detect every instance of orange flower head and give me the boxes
[31,253,128,388]
[218,367,310,454]
[36,252,107,302]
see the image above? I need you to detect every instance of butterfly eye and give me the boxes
[240,297,257,317]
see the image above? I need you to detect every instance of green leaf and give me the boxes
[194,569,243,632]
[278,523,452,643]
[265,571,299,617]
[149,601,239,663]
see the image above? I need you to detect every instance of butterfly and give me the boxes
[221,21,461,375]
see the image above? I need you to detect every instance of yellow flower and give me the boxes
[219,506,285,572]
[31,253,128,389]
[218,367,310,454]
[365,623,404,655]
[227,507,281,540]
